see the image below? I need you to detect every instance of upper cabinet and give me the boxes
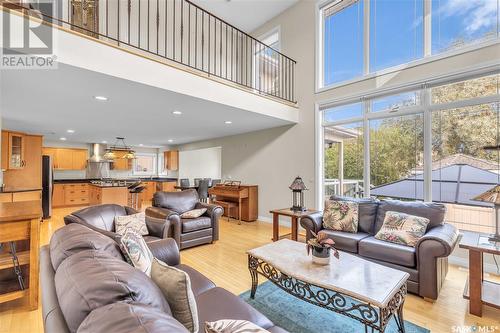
[110,151,132,170]
[42,147,88,170]
[1,131,26,170]
[164,150,179,171]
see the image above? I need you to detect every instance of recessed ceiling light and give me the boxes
[172,110,182,115]
[67,129,75,133]
[102,140,107,144]
[94,96,108,101]
[60,137,67,141]
[168,139,174,143]
[224,121,232,124]
[139,144,144,147]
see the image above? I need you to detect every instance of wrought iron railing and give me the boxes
[3,0,297,104]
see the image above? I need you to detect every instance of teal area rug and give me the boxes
[239,281,429,333]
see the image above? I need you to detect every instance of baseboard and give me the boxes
[448,255,500,275]
[258,215,292,228]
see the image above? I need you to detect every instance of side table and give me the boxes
[270,208,319,242]
[459,231,500,317]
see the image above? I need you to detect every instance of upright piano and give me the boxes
[208,184,258,222]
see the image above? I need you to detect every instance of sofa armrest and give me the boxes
[299,212,324,240]
[146,215,170,239]
[125,206,139,215]
[64,214,120,242]
[195,202,223,242]
[416,223,459,300]
[145,207,181,247]
[147,238,180,266]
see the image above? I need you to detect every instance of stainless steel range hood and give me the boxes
[86,143,111,179]
[89,143,110,163]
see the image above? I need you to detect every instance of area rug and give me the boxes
[239,281,429,333]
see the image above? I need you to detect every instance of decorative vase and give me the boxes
[311,246,330,265]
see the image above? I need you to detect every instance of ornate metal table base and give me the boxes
[248,255,406,333]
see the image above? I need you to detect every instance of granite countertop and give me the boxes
[88,184,130,188]
[0,187,42,193]
[54,177,178,184]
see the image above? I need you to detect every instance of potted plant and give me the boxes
[306,231,340,265]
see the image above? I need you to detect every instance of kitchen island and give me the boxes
[89,184,129,206]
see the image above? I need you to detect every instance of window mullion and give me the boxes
[424,0,431,56]
[422,87,432,202]
[363,98,371,197]
[363,0,370,75]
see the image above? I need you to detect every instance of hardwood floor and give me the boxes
[0,205,499,333]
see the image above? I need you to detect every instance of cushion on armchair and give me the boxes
[180,208,207,219]
[322,200,359,233]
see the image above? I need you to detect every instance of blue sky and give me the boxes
[324,0,499,86]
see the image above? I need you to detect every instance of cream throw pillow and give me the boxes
[375,211,430,247]
[322,200,359,233]
[205,320,270,333]
[119,228,154,276]
[180,208,207,219]
[151,258,199,333]
[115,212,148,236]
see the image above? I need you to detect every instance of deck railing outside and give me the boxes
[4,0,297,104]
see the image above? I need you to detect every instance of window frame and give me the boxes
[316,0,500,92]
[132,152,158,176]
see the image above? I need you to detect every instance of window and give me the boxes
[323,0,364,85]
[370,0,424,72]
[133,153,157,175]
[319,0,500,88]
[320,71,500,233]
[255,28,281,95]
[431,0,500,54]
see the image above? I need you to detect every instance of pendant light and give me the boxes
[104,137,136,160]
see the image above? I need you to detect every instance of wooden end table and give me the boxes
[270,208,319,242]
[459,231,500,317]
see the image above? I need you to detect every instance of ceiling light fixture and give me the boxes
[103,137,136,160]
[101,140,107,144]
[225,121,232,124]
[67,129,75,133]
[168,139,174,143]
[139,144,144,147]
[60,137,67,141]
[172,110,182,115]
[94,96,108,101]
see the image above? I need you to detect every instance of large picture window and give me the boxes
[320,71,500,233]
[319,0,500,88]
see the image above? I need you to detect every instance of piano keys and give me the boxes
[208,184,258,222]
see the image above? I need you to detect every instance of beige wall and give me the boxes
[174,0,500,221]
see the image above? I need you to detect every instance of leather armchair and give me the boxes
[146,190,223,249]
[64,204,171,244]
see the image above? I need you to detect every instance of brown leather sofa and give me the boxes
[63,204,171,244]
[300,197,459,300]
[41,223,288,333]
[146,190,223,249]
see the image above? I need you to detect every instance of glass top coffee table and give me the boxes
[247,239,409,333]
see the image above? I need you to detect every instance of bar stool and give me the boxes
[128,185,146,211]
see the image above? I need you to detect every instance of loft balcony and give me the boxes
[2,0,297,107]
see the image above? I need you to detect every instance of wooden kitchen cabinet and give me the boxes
[63,183,89,206]
[142,181,157,201]
[164,150,179,171]
[52,184,65,207]
[42,148,88,170]
[160,181,176,192]
[12,190,42,202]
[110,151,132,170]
[0,193,12,203]
[1,130,27,170]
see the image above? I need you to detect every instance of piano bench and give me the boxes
[213,200,239,223]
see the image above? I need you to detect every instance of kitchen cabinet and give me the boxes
[1,130,28,170]
[89,185,128,206]
[42,148,88,170]
[52,183,89,207]
[160,181,176,192]
[12,190,42,202]
[142,181,157,201]
[164,150,179,171]
[110,151,132,170]
[52,184,65,207]
[0,193,12,203]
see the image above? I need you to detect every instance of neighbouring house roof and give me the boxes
[370,164,499,207]
[414,153,498,172]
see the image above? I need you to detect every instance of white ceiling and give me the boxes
[0,63,292,147]
[190,0,299,32]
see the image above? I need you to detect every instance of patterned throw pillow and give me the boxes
[205,320,270,333]
[375,211,430,247]
[119,228,154,276]
[115,212,148,236]
[180,208,207,219]
[322,200,359,233]
[151,258,199,333]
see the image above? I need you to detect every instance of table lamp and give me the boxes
[289,176,308,212]
[473,184,500,243]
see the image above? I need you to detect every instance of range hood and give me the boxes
[88,143,111,163]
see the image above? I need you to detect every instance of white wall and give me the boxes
[178,147,221,181]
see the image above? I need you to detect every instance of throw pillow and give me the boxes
[205,320,270,333]
[119,228,154,276]
[151,258,199,333]
[322,200,359,233]
[375,211,430,247]
[180,208,207,219]
[115,212,148,236]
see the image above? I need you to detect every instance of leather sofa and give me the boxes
[41,223,288,333]
[146,190,223,249]
[64,204,171,244]
[300,197,459,300]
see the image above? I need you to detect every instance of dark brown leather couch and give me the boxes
[146,190,223,249]
[41,223,288,333]
[300,197,459,300]
[63,204,171,244]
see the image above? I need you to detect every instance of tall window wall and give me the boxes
[320,0,500,87]
[321,72,500,233]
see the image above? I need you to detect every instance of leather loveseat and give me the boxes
[146,190,223,249]
[41,223,288,333]
[300,197,459,300]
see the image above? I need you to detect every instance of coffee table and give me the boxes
[247,239,409,333]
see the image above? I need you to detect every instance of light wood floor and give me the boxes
[0,205,499,333]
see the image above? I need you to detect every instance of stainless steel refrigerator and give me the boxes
[42,155,53,219]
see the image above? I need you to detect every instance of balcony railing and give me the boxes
[4,0,297,104]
